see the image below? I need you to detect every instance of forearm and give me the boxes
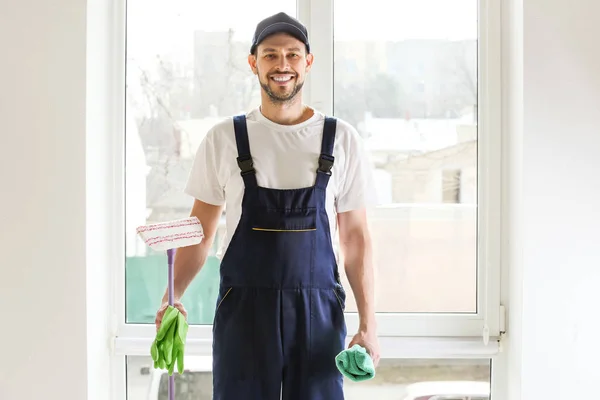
[342,231,376,331]
[160,200,223,304]
[161,240,213,303]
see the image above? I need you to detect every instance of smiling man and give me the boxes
[155,11,380,400]
[250,15,309,106]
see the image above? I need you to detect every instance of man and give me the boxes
[155,11,380,400]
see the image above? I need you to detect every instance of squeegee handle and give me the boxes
[167,248,175,306]
[167,248,175,400]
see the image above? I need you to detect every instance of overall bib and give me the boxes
[212,115,347,400]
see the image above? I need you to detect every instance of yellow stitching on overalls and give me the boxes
[251,228,317,232]
[216,287,232,313]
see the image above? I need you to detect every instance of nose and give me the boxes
[277,55,290,71]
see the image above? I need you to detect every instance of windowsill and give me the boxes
[114,335,499,359]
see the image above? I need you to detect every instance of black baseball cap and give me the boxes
[250,12,310,55]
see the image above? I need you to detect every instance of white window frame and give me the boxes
[107,0,505,397]
[298,0,503,342]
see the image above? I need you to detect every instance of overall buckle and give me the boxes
[318,154,335,175]
[237,156,255,176]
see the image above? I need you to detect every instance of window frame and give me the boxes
[109,0,505,397]
[299,0,502,340]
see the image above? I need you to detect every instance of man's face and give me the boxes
[248,33,314,104]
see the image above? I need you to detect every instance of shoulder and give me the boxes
[321,114,366,158]
[195,115,241,155]
[202,117,235,141]
[305,108,362,145]
[332,116,363,144]
[328,115,373,173]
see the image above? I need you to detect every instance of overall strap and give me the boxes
[315,117,337,189]
[233,115,258,188]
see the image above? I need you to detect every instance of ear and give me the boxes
[305,53,314,73]
[247,54,258,75]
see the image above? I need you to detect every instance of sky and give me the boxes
[126,0,478,59]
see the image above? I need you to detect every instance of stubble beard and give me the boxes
[259,73,304,105]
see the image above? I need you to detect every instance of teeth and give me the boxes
[272,76,293,82]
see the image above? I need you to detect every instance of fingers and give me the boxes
[155,305,166,331]
[155,303,170,330]
[156,301,188,331]
[371,350,381,367]
[367,344,381,367]
[363,345,380,367]
[173,301,188,319]
[175,303,187,317]
[348,334,381,367]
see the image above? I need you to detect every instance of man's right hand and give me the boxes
[155,301,188,331]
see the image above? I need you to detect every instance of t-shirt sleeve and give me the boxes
[184,130,226,206]
[335,125,380,213]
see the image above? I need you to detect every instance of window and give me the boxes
[123,0,297,327]
[126,355,490,400]
[298,0,501,338]
[115,0,503,397]
[442,169,463,203]
[332,0,479,317]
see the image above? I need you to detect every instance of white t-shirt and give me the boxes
[184,107,378,258]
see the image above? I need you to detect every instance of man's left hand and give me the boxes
[348,329,380,367]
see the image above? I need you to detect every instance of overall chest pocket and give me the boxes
[251,207,317,232]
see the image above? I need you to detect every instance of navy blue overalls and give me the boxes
[211,115,347,400]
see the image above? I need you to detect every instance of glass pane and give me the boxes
[333,0,479,313]
[126,356,490,399]
[124,0,297,324]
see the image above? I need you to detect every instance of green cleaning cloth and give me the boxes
[335,344,376,382]
[150,305,189,375]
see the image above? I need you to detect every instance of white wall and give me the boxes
[0,0,87,399]
[501,1,523,399]
[503,0,600,399]
[0,0,112,399]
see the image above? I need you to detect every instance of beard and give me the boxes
[258,71,304,104]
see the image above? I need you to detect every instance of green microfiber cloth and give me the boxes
[335,344,376,382]
[150,305,189,375]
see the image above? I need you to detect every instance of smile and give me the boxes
[271,75,295,82]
